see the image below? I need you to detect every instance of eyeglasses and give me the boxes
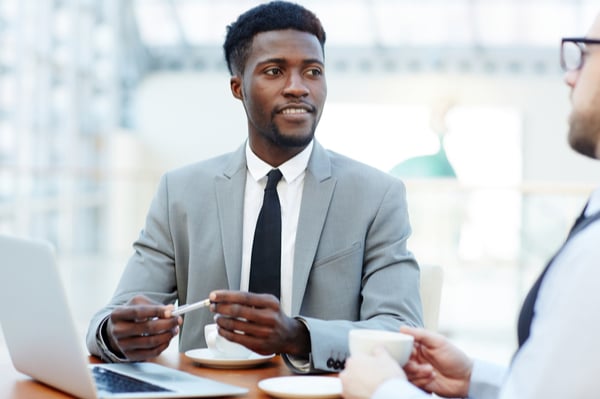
[561,37,600,71]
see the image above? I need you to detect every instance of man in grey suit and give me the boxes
[87,1,422,373]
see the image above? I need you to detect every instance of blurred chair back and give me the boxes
[419,264,444,331]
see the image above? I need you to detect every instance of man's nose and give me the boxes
[283,72,309,97]
[564,69,579,89]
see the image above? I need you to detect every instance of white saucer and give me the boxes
[184,348,275,369]
[258,376,342,399]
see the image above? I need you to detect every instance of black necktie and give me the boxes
[249,169,283,298]
[516,204,600,348]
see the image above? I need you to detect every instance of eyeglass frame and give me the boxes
[561,37,600,71]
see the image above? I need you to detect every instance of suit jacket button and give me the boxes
[327,358,335,368]
[334,360,342,370]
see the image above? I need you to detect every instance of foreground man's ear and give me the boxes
[230,75,243,100]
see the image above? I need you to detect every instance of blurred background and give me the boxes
[1,0,599,366]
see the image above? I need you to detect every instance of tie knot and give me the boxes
[265,169,283,191]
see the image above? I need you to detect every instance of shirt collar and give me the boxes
[246,140,313,184]
[585,186,600,216]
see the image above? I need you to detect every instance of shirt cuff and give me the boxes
[468,358,506,399]
[283,353,312,373]
[281,317,313,373]
[95,316,130,363]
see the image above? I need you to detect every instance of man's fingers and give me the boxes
[214,303,280,326]
[210,290,282,326]
[116,329,178,360]
[110,315,179,340]
[112,295,176,323]
[210,290,279,310]
[111,304,173,323]
[399,326,444,348]
[404,360,434,379]
[217,327,275,355]
[121,330,175,350]
[409,376,436,391]
[217,316,274,338]
[121,340,172,362]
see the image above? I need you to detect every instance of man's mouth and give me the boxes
[277,103,314,116]
[281,108,309,115]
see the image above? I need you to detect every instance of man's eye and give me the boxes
[265,68,282,76]
[307,68,323,77]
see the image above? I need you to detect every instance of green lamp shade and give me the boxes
[390,147,456,178]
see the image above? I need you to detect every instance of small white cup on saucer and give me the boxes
[205,323,253,359]
[348,329,414,366]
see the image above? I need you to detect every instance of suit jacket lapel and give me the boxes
[292,141,336,314]
[215,144,247,290]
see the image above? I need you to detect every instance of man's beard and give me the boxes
[268,121,316,148]
[568,110,600,159]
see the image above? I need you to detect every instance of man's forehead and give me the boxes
[246,30,324,64]
[250,29,322,50]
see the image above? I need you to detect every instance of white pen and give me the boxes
[171,298,212,316]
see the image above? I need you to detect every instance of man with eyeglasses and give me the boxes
[340,14,600,399]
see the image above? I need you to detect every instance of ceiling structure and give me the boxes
[129,0,598,76]
[0,0,596,251]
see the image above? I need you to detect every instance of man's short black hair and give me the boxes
[223,1,326,75]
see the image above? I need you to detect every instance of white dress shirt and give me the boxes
[241,141,312,315]
[372,186,600,399]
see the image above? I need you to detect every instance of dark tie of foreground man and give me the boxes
[249,169,283,298]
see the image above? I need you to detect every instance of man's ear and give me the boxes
[230,75,243,100]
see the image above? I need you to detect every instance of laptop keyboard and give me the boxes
[92,366,173,393]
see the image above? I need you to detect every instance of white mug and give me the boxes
[348,329,414,365]
[204,323,253,359]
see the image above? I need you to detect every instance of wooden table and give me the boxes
[0,351,330,398]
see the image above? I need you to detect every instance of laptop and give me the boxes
[0,234,248,398]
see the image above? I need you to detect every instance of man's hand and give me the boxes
[400,326,473,398]
[208,290,310,356]
[105,295,181,361]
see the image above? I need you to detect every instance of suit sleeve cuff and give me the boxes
[281,317,313,373]
[95,316,130,363]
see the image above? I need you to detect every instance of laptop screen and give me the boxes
[0,234,247,398]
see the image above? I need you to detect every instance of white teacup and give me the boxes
[348,329,414,366]
[204,323,253,359]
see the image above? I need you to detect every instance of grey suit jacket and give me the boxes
[87,140,423,373]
